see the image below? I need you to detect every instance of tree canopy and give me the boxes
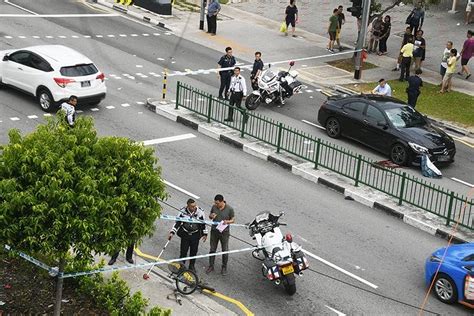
[0,115,167,266]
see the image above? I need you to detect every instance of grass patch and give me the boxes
[327,58,378,72]
[344,80,474,128]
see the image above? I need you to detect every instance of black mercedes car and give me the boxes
[317,94,456,166]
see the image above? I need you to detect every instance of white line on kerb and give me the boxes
[163,180,200,200]
[451,177,474,188]
[4,0,38,15]
[302,119,325,130]
[0,14,119,17]
[302,249,378,289]
[142,134,196,146]
[325,305,346,316]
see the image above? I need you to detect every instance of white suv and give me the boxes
[0,45,106,112]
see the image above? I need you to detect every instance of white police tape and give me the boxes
[4,244,60,277]
[160,214,248,227]
[166,49,362,77]
[60,245,259,279]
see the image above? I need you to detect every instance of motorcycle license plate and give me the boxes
[281,265,294,275]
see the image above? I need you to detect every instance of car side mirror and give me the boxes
[3,54,9,61]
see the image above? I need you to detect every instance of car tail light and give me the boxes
[96,73,105,82]
[54,77,75,88]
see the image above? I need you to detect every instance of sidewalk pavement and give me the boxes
[99,254,238,315]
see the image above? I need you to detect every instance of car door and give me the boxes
[2,51,33,92]
[27,53,53,93]
[360,104,394,154]
[339,101,367,141]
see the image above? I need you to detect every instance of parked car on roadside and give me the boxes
[425,243,474,308]
[0,45,106,112]
[317,94,456,166]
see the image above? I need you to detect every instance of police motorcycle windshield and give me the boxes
[261,69,276,83]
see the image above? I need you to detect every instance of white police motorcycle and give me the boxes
[245,61,303,110]
[248,212,309,295]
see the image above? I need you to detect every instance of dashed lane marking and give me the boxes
[91,108,99,111]
[27,115,38,119]
[105,106,115,109]
[142,133,196,146]
[302,119,325,130]
[10,117,20,121]
[325,305,346,316]
[121,103,131,107]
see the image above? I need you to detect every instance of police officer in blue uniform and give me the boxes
[217,47,236,100]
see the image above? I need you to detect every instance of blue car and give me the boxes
[425,243,474,308]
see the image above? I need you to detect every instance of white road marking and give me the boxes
[302,249,378,289]
[45,35,54,38]
[305,89,314,93]
[4,35,13,39]
[302,119,325,130]
[10,117,20,121]
[142,33,149,36]
[164,180,200,200]
[91,108,99,111]
[309,96,314,99]
[83,35,91,38]
[71,35,79,38]
[136,65,143,68]
[0,13,119,17]
[32,35,40,39]
[107,34,115,37]
[43,113,52,117]
[142,133,196,146]
[451,177,474,188]
[325,305,346,316]
[18,36,26,38]
[76,110,83,113]
[105,106,115,109]
[157,57,165,61]
[131,34,138,37]
[153,33,160,36]
[121,103,131,107]
[119,34,127,37]
[4,0,38,15]
[95,35,103,38]
[58,35,66,38]
[136,101,145,105]
[27,115,38,119]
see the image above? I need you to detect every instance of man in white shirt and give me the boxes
[225,67,247,122]
[60,95,78,127]
[372,78,392,96]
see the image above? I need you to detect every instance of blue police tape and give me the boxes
[160,214,248,228]
[60,245,259,279]
[4,244,59,277]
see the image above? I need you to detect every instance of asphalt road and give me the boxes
[0,1,472,315]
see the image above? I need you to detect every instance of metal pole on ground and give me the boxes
[354,0,370,80]
[199,0,207,30]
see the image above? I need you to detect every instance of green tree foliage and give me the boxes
[0,114,167,266]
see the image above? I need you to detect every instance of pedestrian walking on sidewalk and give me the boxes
[327,8,339,53]
[336,5,346,51]
[285,0,299,37]
[399,36,414,81]
[206,0,221,36]
[372,79,392,96]
[440,49,458,93]
[459,30,474,80]
[206,194,235,276]
[392,27,412,71]
[406,2,424,35]
[168,199,208,273]
[413,30,426,71]
[368,16,383,53]
[217,47,236,100]
[406,69,423,108]
[465,0,473,25]
[250,52,264,90]
[378,15,391,55]
[109,244,135,265]
[225,67,247,122]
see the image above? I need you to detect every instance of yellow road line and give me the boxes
[134,247,254,316]
[447,134,474,148]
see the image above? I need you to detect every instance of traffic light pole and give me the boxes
[199,0,207,30]
[354,0,370,80]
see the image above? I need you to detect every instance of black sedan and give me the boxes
[317,94,456,166]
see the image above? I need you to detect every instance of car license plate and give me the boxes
[281,265,294,275]
[437,155,450,162]
[81,81,91,87]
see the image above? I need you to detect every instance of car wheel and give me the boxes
[433,274,457,304]
[325,117,341,138]
[37,89,57,112]
[390,143,409,166]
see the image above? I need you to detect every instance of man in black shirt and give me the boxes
[406,68,423,108]
[337,5,345,51]
[217,47,236,99]
[250,51,264,90]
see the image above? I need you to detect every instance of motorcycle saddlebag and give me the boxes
[293,251,309,273]
[262,258,280,280]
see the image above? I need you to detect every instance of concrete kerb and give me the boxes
[147,99,473,244]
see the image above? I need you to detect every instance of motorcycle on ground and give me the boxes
[245,61,303,111]
[248,212,309,295]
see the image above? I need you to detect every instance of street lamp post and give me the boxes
[200,0,207,30]
[354,0,370,80]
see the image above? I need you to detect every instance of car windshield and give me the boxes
[60,63,98,77]
[384,106,426,128]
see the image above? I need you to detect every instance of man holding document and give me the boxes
[206,194,235,276]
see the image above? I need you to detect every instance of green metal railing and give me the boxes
[176,82,473,230]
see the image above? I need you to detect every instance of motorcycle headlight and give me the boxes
[408,142,429,154]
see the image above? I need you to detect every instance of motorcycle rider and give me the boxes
[250,52,264,90]
[225,67,247,122]
[169,199,208,272]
